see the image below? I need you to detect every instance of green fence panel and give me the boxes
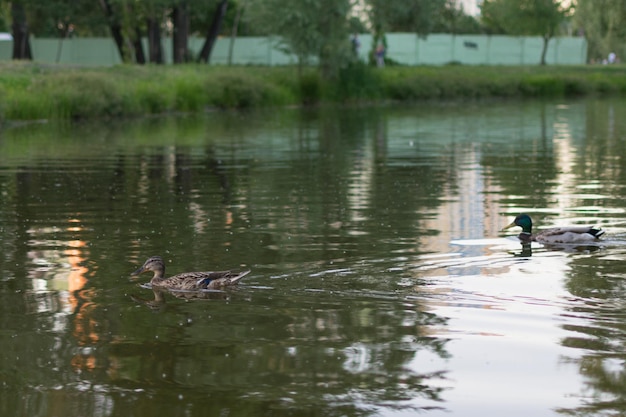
[548,37,587,65]
[488,36,521,65]
[521,37,544,65]
[30,37,123,66]
[451,35,488,65]
[386,33,418,65]
[417,34,455,65]
[0,41,11,60]
[0,35,588,66]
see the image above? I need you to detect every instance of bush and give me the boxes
[33,72,128,119]
[206,73,291,109]
[174,76,209,112]
[1,63,626,121]
[299,71,321,104]
[332,61,383,101]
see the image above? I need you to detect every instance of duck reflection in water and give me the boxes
[510,239,603,258]
[131,289,168,311]
[512,242,533,257]
[131,287,233,310]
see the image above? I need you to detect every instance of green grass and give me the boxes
[1,61,626,122]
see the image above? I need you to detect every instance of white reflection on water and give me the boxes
[407,240,589,416]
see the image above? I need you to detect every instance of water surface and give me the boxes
[2,99,626,417]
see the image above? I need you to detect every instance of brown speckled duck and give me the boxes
[131,256,250,290]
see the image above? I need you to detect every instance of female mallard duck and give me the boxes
[131,256,250,290]
[502,213,604,244]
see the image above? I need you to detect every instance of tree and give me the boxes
[481,0,570,65]
[364,0,447,65]
[227,0,247,65]
[0,3,9,32]
[365,0,447,36]
[2,0,124,61]
[0,0,274,65]
[248,0,353,79]
[25,0,108,37]
[144,0,168,64]
[574,0,626,62]
[10,1,32,59]
[98,0,129,62]
[432,0,483,34]
[172,0,190,63]
[198,0,228,63]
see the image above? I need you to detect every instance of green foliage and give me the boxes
[382,65,626,100]
[574,0,626,62]
[432,2,484,34]
[518,74,566,95]
[332,61,383,101]
[205,72,294,108]
[33,72,129,119]
[247,0,353,79]
[1,63,626,121]
[298,70,322,104]
[481,0,568,37]
[481,0,569,64]
[0,2,8,32]
[0,85,4,121]
[14,0,110,37]
[366,0,448,35]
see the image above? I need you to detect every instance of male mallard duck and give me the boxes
[502,213,605,244]
[131,256,250,290]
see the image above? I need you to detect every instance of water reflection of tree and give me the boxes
[547,99,626,416]
[557,250,626,417]
[480,101,559,210]
[107,293,450,416]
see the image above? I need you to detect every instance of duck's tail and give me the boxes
[229,270,251,284]
[590,228,605,239]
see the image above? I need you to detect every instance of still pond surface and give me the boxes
[2,99,626,417]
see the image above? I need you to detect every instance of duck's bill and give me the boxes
[501,221,517,231]
[131,266,145,276]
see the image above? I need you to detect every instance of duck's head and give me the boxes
[131,256,166,278]
[502,213,533,234]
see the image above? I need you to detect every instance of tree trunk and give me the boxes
[228,1,245,65]
[133,27,146,64]
[147,17,164,64]
[198,0,229,63]
[98,0,128,62]
[540,35,550,65]
[11,3,32,60]
[172,2,190,63]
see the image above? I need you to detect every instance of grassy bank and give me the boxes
[1,62,626,121]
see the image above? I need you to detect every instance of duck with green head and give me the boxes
[131,256,250,290]
[502,213,604,244]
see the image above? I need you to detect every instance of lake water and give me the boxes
[2,98,626,417]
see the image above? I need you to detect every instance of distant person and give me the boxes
[375,42,385,67]
[351,34,360,59]
[608,52,617,64]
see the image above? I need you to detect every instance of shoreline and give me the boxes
[0,62,624,122]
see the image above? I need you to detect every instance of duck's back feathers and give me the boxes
[156,270,251,290]
[194,270,251,289]
[534,226,604,244]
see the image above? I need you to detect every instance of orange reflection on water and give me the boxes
[64,240,89,313]
[27,227,102,374]
[62,239,103,373]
